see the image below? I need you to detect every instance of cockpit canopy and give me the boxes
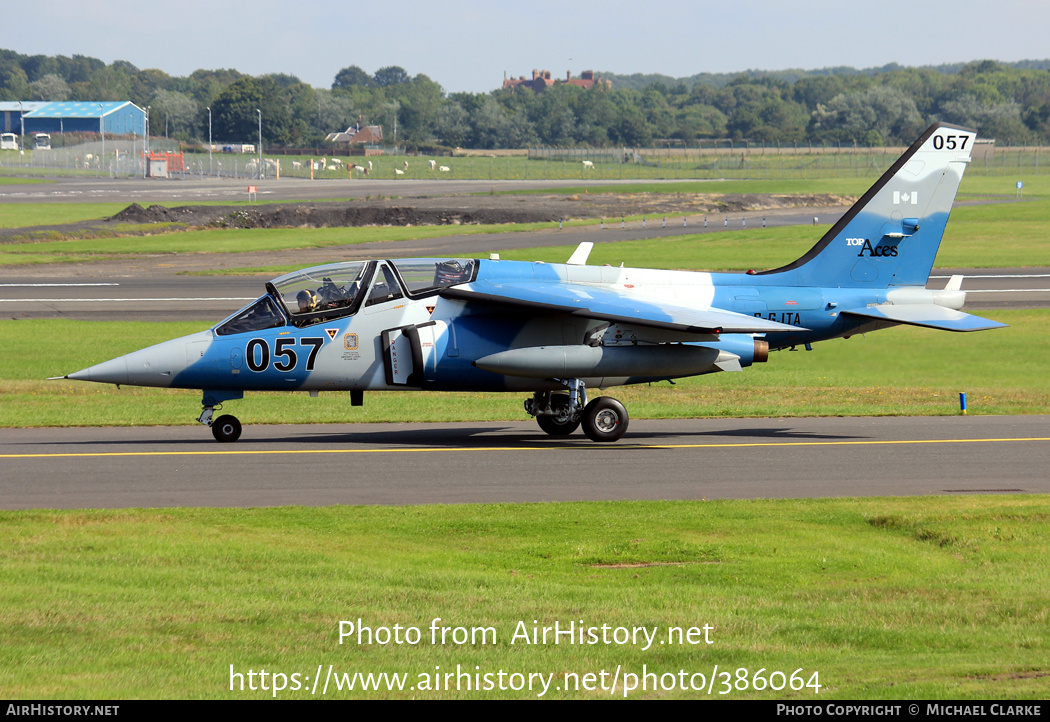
[214,258,476,336]
[272,261,370,321]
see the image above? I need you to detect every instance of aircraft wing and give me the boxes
[840,304,1008,332]
[441,281,806,334]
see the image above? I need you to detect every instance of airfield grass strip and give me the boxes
[2,173,1047,269]
[4,194,1041,273]
[0,497,1047,699]
[0,309,1044,428]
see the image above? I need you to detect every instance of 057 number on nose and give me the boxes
[245,337,325,372]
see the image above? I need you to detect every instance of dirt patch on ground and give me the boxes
[107,192,852,230]
[108,200,561,228]
[0,191,852,245]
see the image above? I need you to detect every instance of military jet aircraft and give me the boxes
[59,123,1004,443]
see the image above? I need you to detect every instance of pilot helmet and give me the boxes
[296,288,318,312]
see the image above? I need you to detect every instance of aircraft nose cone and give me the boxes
[67,356,131,385]
[62,330,213,388]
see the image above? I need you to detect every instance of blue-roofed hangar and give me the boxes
[0,101,145,135]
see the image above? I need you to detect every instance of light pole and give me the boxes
[144,106,151,177]
[256,109,262,179]
[99,104,105,177]
[387,100,400,149]
[18,100,23,162]
[207,107,212,177]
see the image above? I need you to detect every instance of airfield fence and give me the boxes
[526,142,1047,180]
[0,138,180,178]
[1,137,1047,181]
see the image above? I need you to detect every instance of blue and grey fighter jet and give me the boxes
[60,123,1005,442]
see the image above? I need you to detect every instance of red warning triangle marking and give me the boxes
[325,328,338,340]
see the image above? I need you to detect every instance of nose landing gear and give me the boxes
[198,405,242,443]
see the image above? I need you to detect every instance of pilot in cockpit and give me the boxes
[296,289,319,313]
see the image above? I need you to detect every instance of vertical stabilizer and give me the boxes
[760,123,976,288]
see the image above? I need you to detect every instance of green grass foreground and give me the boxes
[1,497,1047,699]
[1,309,1044,428]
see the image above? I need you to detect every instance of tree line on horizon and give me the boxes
[2,49,1050,150]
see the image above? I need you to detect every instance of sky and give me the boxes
[4,0,1050,93]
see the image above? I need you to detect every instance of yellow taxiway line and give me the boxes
[3,437,1049,459]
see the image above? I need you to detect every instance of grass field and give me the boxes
[0,202,155,229]
[6,215,1047,269]
[0,222,572,265]
[1,173,1046,269]
[0,176,49,185]
[1,497,1047,698]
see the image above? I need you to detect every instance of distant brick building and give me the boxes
[325,124,384,155]
[562,70,609,90]
[503,69,609,94]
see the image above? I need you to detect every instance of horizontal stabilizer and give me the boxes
[841,304,1008,332]
[442,281,807,334]
[566,242,594,265]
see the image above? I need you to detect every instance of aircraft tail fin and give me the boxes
[759,123,976,288]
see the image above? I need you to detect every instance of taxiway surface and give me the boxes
[3,266,1044,321]
[2,416,1047,509]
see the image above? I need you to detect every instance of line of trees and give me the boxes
[3,49,1050,149]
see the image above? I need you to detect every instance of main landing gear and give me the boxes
[525,379,629,442]
[198,405,242,443]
